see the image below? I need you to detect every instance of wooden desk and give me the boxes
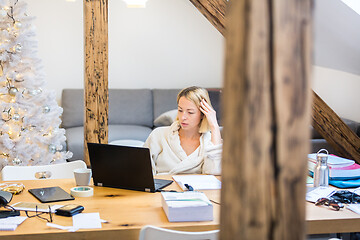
[2,178,360,239]
[306,201,360,234]
[0,176,220,240]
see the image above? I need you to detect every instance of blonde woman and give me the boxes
[144,86,222,175]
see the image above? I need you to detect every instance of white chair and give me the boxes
[109,139,145,147]
[138,225,219,240]
[1,160,87,181]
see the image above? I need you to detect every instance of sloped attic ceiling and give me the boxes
[314,0,360,75]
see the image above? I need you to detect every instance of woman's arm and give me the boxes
[144,130,163,175]
[200,99,222,145]
[202,141,222,175]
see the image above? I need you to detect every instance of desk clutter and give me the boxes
[308,149,360,188]
[306,187,360,213]
[0,174,220,233]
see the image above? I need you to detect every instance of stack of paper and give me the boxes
[161,191,213,222]
[308,154,360,180]
[0,216,27,231]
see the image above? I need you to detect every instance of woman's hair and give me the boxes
[176,86,213,133]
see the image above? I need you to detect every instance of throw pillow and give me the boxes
[154,109,178,127]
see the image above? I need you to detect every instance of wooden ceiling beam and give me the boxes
[190,0,360,162]
[189,0,226,36]
[312,91,360,161]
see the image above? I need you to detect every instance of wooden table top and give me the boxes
[0,176,220,240]
[1,176,360,239]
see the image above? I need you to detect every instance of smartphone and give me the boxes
[55,204,84,217]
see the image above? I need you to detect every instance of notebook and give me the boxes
[87,143,173,193]
[28,187,75,203]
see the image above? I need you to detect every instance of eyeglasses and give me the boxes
[25,206,53,222]
[315,197,344,211]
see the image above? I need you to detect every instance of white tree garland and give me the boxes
[0,0,72,169]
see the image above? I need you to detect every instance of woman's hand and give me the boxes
[200,99,222,145]
[200,99,218,129]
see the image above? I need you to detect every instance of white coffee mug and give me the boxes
[74,168,92,186]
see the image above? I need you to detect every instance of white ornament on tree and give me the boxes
[48,144,56,153]
[0,9,6,17]
[12,157,22,165]
[8,87,18,96]
[14,43,22,52]
[43,106,50,113]
[14,21,22,29]
[12,113,20,121]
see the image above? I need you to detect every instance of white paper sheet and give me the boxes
[347,204,360,215]
[305,187,337,203]
[72,213,102,229]
[172,175,221,190]
[0,216,27,231]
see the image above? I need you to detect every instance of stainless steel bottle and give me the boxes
[313,149,329,187]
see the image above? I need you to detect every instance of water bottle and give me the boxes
[313,149,329,187]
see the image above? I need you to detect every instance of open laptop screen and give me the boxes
[87,143,172,192]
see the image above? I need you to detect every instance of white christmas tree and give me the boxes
[0,0,72,169]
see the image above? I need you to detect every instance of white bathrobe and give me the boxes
[144,121,222,175]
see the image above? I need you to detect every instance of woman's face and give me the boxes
[177,96,202,131]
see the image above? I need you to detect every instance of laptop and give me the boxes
[87,143,173,193]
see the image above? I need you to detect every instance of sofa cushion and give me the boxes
[153,109,178,127]
[65,124,152,161]
[109,89,153,127]
[62,89,84,128]
[62,89,153,128]
[152,89,180,120]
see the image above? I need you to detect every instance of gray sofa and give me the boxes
[61,88,222,161]
[61,88,360,161]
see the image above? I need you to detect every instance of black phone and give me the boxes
[55,204,84,217]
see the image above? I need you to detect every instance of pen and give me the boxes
[184,184,194,191]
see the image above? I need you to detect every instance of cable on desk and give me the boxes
[210,199,220,205]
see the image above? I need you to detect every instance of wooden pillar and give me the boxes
[83,0,109,166]
[190,0,360,162]
[220,0,312,239]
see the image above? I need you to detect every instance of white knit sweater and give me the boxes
[144,121,222,175]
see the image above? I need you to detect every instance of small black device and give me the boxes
[55,204,84,217]
[28,187,75,203]
[0,210,20,218]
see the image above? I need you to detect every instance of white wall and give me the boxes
[24,0,360,123]
[313,66,360,122]
[25,0,225,102]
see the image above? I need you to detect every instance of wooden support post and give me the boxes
[190,0,360,162]
[83,0,109,166]
[220,0,312,239]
